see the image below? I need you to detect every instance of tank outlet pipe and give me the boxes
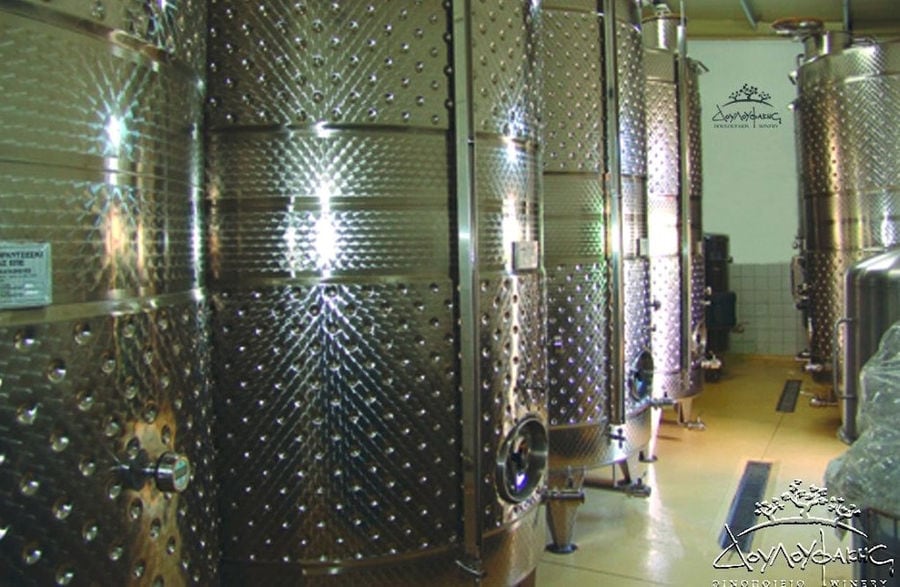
[701,354,722,370]
[649,396,677,408]
[452,0,485,579]
[676,16,694,383]
[843,0,853,34]
[790,237,809,309]
[832,317,853,417]
[603,0,627,427]
[809,321,840,406]
[804,362,826,374]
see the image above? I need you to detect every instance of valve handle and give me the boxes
[154,452,191,493]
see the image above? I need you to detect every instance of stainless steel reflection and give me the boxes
[791,36,900,374]
[0,1,216,585]
[643,10,705,416]
[540,0,652,552]
[642,11,678,51]
[542,0,652,474]
[542,1,609,480]
[603,0,653,465]
[206,1,546,585]
[840,249,900,443]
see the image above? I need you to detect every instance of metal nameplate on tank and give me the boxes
[638,237,650,257]
[512,240,540,272]
[0,241,52,309]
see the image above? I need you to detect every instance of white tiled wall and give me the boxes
[727,263,806,356]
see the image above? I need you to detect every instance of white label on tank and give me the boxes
[512,241,540,272]
[0,243,52,310]
[638,238,650,257]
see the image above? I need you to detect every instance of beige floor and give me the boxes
[536,354,860,586]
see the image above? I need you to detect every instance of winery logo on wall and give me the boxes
[712,83,783,129]
[711,479,895,585]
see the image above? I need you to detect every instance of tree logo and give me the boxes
[726,84,774,107]
[712,83,783,129]
[713,479,895,581]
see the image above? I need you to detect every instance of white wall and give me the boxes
[690,39,802,264]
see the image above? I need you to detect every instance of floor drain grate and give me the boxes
[776,379,801,413]
[718,460,772,552]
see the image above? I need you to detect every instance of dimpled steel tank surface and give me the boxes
[643,11,705,420]
[206,1,547,585]
[541,0,610,485]
[792,34,900,377]
[0,0,217,585]
[597,0,654,470]
[540,0,653,553]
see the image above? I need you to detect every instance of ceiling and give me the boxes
[647,0,900,39]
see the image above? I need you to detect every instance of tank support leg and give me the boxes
[677,398,706,430]
[543,467,586,554]
[583,454,651,497]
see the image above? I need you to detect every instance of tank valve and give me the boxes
[152,452,192,493]
[701,355,722,370]
[649,396,676,409]
[120,451,192,493]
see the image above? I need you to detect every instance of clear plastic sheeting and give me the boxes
[826,320,900,517]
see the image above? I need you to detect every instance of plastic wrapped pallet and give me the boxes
[826,320,900,517]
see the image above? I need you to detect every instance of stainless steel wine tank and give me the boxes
[0,0,217,584]
[643,9,706,421]
[541,0,653,553]
[789,26,900,379]
[206,1,548,585]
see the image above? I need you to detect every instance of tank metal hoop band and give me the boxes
[1,0,201,81]
[0,288,206,327]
